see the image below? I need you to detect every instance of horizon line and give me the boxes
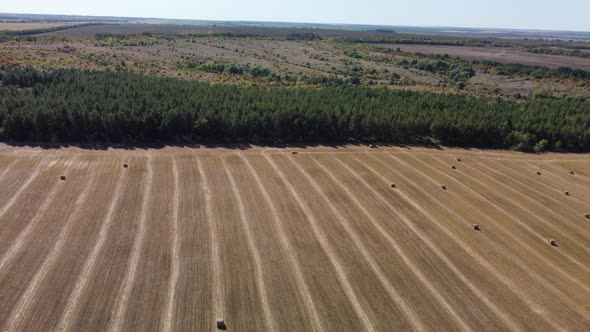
[2,12,590,34]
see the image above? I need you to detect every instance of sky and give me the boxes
[3,0,589,32]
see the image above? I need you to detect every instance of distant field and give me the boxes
[0,145,589,331]
[40,24,408,38]
[2,23,589,99]
[41,23,399,38]
[370,43,590,70]
[0,22,70,31]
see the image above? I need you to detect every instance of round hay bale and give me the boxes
[473,224,481,231]
[390,183,396,188]
[537,171,542,176]
[564,191,570,196]
[570,171,575,175]
[216,319,227,330]
[456,158,462,162]
[548,239,557,247]
[123,164,129,168]
[60,175,66,181]
[441,185,447,190]
[291,151,299,155]
[451,166,457,170]
[585,214,590,219]
[369,144,376,149]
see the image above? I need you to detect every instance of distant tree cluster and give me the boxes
[336,36,515,47]
[374,29,397,34]
[477,61,590,81]
[344,49,363,59]
[286,33,322,41]
[178,60,271,77]
[184,32,260,39]
[0,66,589,151]
[398,59,475,88]
[95,33,129,40]
[93,35,161,47]
[93,32,261,43]
[525,47,590,59]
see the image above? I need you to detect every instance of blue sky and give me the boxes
[4,0,589,31]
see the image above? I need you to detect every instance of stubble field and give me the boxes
[0,145,589,331]
[0,23,71,31]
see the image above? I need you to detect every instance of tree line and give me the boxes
[477,61,590,81]
[0,66,589,151]
[525,47,590,59]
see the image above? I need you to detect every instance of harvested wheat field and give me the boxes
[0,144,589,331]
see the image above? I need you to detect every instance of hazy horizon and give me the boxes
[2,0,590,32]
